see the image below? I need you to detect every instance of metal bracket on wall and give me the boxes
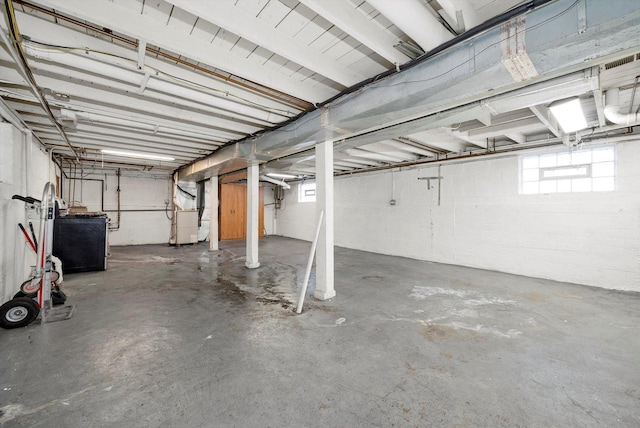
[418,176,442,190]
[577,0,587,34]
[418,165,443,206]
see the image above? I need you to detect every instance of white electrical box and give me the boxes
[176,210,199,245]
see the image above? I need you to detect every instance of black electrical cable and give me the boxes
[174,0,558,175]
[177,185,196,199]
[318,0,556,108]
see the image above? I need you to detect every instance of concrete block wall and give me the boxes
[60,174,277,246]
[61,171,172,245]
[262,184,277,236]
[276,140,640,292]
[0,124,57,304]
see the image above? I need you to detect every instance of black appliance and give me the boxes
[53,215,108,273]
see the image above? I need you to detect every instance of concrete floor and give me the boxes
[0,236,638,427]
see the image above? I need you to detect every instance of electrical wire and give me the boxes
[327,0,581,109]
[2,0,80,160]
[22,40,297,117]
[213,0,580,144]
[177,184,196,199]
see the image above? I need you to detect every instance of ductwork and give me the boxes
[366,0,453,52]
[604,88,640,126]
[23,44,287,124]
[178,0,640,181]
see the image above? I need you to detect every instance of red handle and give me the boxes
[18,223,37,253]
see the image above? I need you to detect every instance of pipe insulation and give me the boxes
[179,0,640,181]
[604,88,640,126]
[23,45,286,123]
[260,175,291,189]
[438,0,480,30]
[366,0,453,52]
[60,109,224,142]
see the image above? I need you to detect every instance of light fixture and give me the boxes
[100,149,174,161]
[549,98,588,133]
[393,40,424,60]
[266,172,297,179]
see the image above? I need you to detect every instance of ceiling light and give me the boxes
[266,172,297,179]
[549,98,588,133]
[100,149,174,161]
[394,40,424,60]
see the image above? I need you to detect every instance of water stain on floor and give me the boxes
[419,324,487,342]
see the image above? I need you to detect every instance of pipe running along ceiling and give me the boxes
[0,0,639,180]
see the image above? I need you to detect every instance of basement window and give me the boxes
[298,182,316,203]
[520,146,615,194]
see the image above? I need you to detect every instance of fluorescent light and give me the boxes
[394,40,424,60]
[100,149,174,161]
[549,98,588,133]
[266,172,297,179]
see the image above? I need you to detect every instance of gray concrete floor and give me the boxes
[0,236,638,427]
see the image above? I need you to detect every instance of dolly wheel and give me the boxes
[0,297,40,329]
[20,278,40,294]
[50,271,61,283]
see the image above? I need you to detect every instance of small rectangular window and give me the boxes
[539,165,590,180]
[298,182,316,203]
[519,146,615,194]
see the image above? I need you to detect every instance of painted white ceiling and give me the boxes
[1,0,639,179]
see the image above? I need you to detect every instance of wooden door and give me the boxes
[219,183,264,241]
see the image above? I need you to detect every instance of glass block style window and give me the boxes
[520,146,615,194]
[298,182,316,203]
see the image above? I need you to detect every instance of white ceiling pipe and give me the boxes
[345,148,409,162]
[383,140,438,157]
[604,88,640,126]
[259,175,291,189]
[24,46,284,123]
[334,160,375,168]
[334,156,379,166]
[438,0,480,31]
[366,0,453,52]
[0,98,27,132]
[60,109,224,142]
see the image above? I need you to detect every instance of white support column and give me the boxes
[245,164,260,269]
[314,141,336,300]
[208,176,219,251]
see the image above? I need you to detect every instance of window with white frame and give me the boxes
[298,181,316,202]
[520,146,615,194]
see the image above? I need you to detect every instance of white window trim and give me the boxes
[298,181,316,203]
[519,145,616,195]
[539,164,591,181]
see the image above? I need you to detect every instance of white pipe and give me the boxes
[61,109,222,142]
[24,131,31,196]
[604,88,640,126]
[259,175,291,189]
[384,140,438,157]
[366,0,453,52]
[0,31,79,160]
[439,0,480,31]
[24,45,282,123]
[0,98,27,131]
[345,148,408,162]
[296,210,324,314]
